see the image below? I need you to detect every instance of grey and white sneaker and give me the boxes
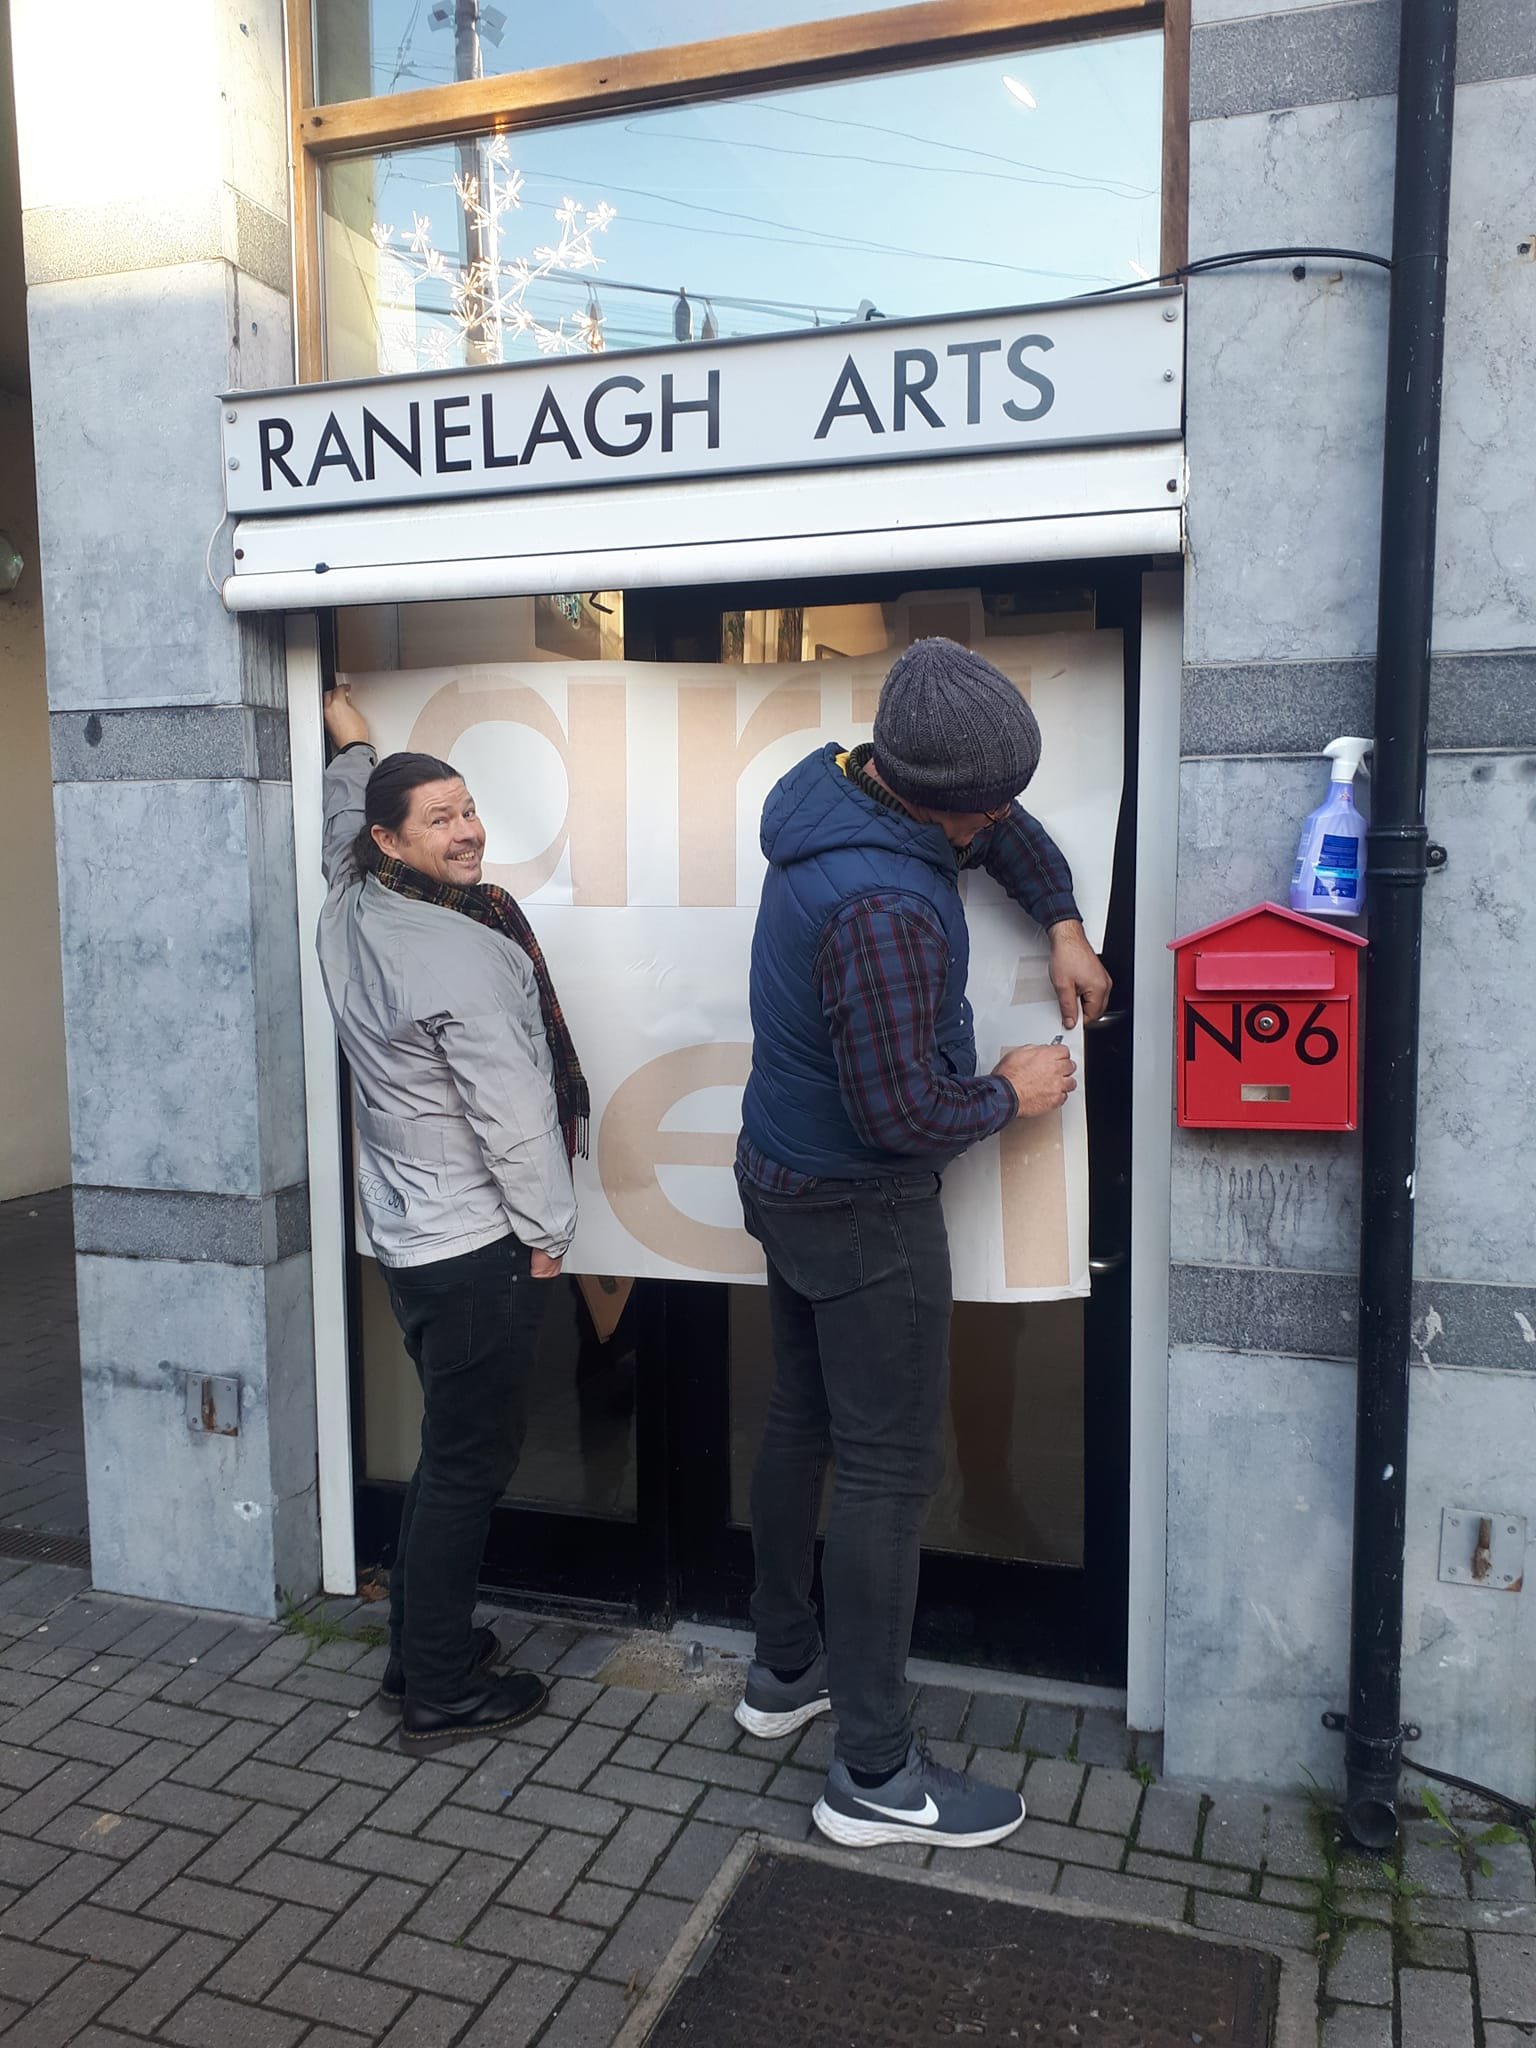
[733,1652,832,1739]
[814,1734,1026,1849]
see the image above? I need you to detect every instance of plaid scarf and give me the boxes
[373,855,590,1160]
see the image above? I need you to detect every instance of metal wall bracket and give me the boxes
[1439,1508,1525,1589]
[185,1374,242,1436]
[1322,1711,1423,1741]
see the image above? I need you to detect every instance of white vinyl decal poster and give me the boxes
[343,624,1122,1301]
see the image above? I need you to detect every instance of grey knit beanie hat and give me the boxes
[873,637,1042,814]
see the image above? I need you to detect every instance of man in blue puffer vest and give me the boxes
[731,635,1111,1851]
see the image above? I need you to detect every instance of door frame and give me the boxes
[284,563,1178,1714]
[1127,570,1179,1733]
[287,610,357,1598]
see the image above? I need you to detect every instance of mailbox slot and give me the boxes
[1194,950,1336,993]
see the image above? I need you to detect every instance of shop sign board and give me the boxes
[221,292,1183,517]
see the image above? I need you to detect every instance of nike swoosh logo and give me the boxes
[854,1793,940,1825]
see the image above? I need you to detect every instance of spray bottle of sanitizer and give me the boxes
[1290,736,1372,917]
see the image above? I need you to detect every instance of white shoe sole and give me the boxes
[733,1693,832,1740]
[811,1796,1026,1851]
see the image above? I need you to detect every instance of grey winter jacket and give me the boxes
[316,744,578,1266]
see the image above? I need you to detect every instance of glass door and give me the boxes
[333,594,671,1619]
[651,566,1138,1684]
[350,1253,669,1614]
[339,562,1136,1681]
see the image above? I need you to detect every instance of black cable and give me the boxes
[621,111,1157,203]
[523,165,1117,287]
[1084,245,1393,296]
[1403,1753,1536,1826]
[754,96,1158,201]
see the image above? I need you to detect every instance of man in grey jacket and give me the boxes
[318,688,580,1750]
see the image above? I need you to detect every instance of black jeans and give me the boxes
[739,1169,953,1776]
[383,1234,549,1703]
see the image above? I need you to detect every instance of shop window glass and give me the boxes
[335,592,625,670]
[728,1290,1087,1566]
[318,1,943,104]
[361,1260,642,1517]
[340,576,1113,1558]
[340,586,633,1516]
[320,36,1161,377]
[720,589,1096,663]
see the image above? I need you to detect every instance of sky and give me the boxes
[321,17,1163,366]
[323,1,1071,95]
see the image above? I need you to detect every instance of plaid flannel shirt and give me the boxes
[738,770,1081,1194]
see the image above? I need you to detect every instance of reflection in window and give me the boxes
[359,1256,642,1519]
[335,593,625,671]
[727,1288,1086,1566]
[721,590,1096,664]
[319,0,945,104]
[320,38,1161,377]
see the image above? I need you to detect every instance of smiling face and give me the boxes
[371,777,486,886]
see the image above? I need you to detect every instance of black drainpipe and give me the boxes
[1340,0,1460,1851]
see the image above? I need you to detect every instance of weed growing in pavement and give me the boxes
[1301,1776,1424,1973]
[280,1592,387,1657]
[1416,1784,1528,1880]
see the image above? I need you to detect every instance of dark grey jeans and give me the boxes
[383,1234,549,1703]
[738,1168,953,1776]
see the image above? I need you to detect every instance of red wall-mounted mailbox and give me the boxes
[1170,903,1367,1131]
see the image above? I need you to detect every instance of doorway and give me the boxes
[0,2,82,1557]
[343,560,1139,1685]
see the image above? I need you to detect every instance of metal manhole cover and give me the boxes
[639,1850,1278,2047]
[0,1527,90,1570]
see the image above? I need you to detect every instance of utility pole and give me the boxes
[454,1,497,364]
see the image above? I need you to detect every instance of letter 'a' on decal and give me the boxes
[258,417,300,491]
[362,403,422,481]
[814,356,885,439]
[521,387,582,464]
[1003,333,1056,423]
[306,412,364,487]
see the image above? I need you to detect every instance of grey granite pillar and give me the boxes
[13,0,319,1614]
[1165,0,1536,1790]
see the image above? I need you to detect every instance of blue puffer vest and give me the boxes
[740,744,977,1179]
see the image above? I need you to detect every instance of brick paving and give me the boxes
[0,1190,87,1541]
[3,1566,1534,2044]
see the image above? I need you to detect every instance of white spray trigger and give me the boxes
[1324,736,1373,784]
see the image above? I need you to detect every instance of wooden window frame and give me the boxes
[286,0,1187,382]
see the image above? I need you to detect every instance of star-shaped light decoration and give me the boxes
[370,136,617,367]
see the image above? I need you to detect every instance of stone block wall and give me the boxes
[11,0,317,1614]
[1166,0,1536,1794]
